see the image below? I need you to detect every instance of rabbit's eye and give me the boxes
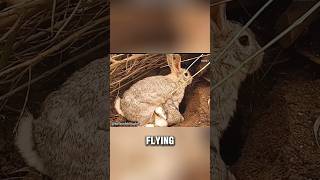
[239,35,249,46]
[184,72,188,77]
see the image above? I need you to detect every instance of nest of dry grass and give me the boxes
[0,0,108,112]
[109,54,168,98]
[0,1,108,178]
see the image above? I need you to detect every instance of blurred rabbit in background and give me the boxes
[210,2,264,179]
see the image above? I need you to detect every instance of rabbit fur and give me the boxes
[15,55,190,179]
[15,58,108,180]
[211,3,264,180]
[14,3,264,180]
[114,54,192,127]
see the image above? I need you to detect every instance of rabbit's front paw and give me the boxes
[154,106,168,127]
[145,118,168,127]
[145,124,155,127]
[145,107,168,127]
[179,115,184,122]
[155,106,167,120]
[155,117,168,127]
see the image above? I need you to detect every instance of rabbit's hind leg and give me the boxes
[145,106,168,127]
[164,106,184,126]
[154,106,168,127]
[155,106,166,120]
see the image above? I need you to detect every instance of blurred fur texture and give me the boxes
[16,58,108,179]
[211,3,264,180]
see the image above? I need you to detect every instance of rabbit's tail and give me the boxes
[15,111,45,173]
[114,96,124,116]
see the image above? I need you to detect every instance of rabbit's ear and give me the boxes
[211,3,229,35]
[166,54,182,74]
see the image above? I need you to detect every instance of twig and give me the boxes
[192,62,210,78]
[260,49,283,80]
[186,54,204,70]
[211,0,233,6]
[70,30,106,54]
[51,0,57,34]
[0,15,21,42]
[14,67,32,134]
[110,54,149,68]
[0,66,26,110]
[160,54,210,68]
[110,55,161,86]
[51,0,82,41]
[314,116,320,149]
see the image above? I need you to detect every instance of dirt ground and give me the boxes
[179,80,210,127]
[222,52,320,179]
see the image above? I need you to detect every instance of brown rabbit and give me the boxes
[211,3,264,180]
[15,58,108,179]
[114,54,193,127]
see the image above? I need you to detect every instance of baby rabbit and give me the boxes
[15,58,108,180]
[114,54,193,127]
[211,3,264,180]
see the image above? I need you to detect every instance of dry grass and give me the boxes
[110,54,167,99]
[0,1,108,178]
[0,0,108,111]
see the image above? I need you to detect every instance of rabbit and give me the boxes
[114,54,192,127]
[210,3,264,180]
[15,58,108,180]
[163,98,186,125]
